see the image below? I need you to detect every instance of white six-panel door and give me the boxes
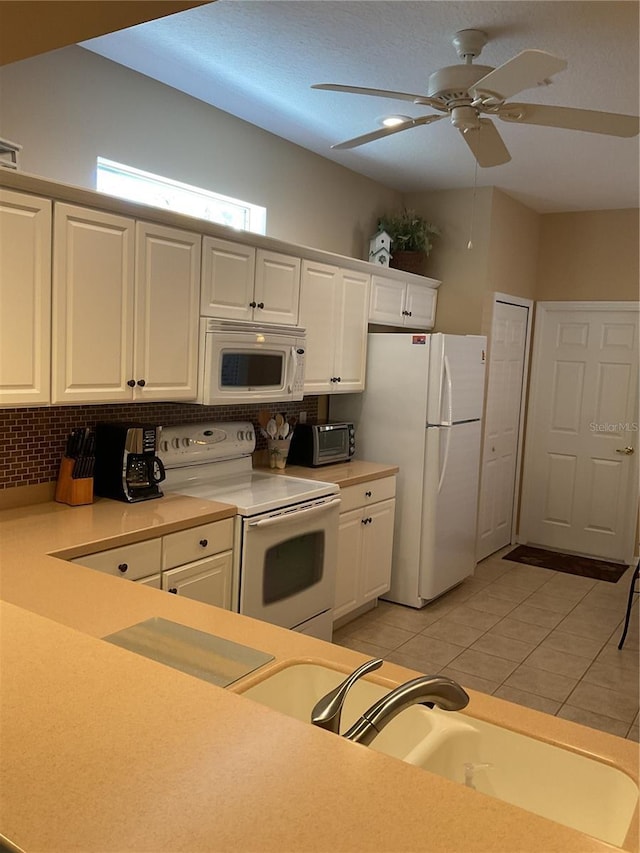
[477,301,530,560]
[520,302,639,563]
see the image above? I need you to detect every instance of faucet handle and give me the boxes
[311,658,383,734]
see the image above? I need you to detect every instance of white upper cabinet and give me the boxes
[201,237,300,325]
[52,204,200,404]
[0,189,52,406]
[369,274,439,329]
[299,260,369,395]
[134,221,201,401]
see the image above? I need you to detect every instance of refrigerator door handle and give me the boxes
[442,355,453,426]
[438,426,451,493]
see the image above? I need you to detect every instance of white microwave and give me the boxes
[196,319,306,405]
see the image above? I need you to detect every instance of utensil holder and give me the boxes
[55,457,94,506]
[267,439,290,469]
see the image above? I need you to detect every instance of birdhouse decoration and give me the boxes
[368,228,392,267]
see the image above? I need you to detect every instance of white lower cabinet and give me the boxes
[333,477,396,624]
[70,518,234,610]
[161,553,233,609]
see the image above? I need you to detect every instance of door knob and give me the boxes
[615,446,635,455]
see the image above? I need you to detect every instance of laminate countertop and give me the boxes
[0,490,637,853]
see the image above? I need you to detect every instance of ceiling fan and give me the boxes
[312,29,639,167]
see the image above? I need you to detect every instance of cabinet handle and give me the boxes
[249,301,257,308]
[168,587,178,594]
[199,538,208,548]
[365,490,372,498]
[118,563,128,573]
[137,379,146,387]
[257,302,264,309]
[127,379,136,388]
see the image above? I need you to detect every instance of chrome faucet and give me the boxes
[311,659,469,746]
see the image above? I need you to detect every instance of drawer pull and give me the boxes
[117,563,128,573]
[365,490,372,498]
[199,539,208,548]
[168,587,178,594]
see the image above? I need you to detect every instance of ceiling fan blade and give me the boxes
[471,50,567,101]
[459,119,511,167]
[312,83,445,110]
[498,103,639,137]
[332,115,444,150]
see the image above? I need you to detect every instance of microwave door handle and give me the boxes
[287,346,298,393]
[248,498,341,528]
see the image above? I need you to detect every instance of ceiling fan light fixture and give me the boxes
[451,105,480,131]
[381,115,411,127]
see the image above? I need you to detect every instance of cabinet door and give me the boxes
[162,551,233,610]
[201,236,255,321]
[299,260,338,395]
[333,270,369,393]
[361,498,396,602]
[134,222,201,401]
[0,190,51,406]
[254,250,300,325]
[52,203,135,403]
[405,283,437,330]
[333,508,364,622]
[369,275,405,325]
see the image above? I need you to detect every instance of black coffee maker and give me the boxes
[94,422,166,503]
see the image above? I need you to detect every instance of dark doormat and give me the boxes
[503,545,629,583]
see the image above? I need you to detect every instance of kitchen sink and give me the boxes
[239,662,638,848]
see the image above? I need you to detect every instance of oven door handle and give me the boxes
[248,498,341,528]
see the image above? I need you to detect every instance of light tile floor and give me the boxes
[332,548,639,741]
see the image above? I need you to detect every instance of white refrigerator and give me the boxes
[331,332,486,607]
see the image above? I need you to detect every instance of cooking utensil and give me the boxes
[258,410,271,430]
[275,413,285,434]
[266,419,277,439]
[280,422,290,439]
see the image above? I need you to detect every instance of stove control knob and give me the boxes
[160,440,169,453]
[172,437,181,449]
[182,437,190,447]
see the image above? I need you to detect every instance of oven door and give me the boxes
[238,496,340,638]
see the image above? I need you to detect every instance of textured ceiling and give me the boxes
[82,0,639,213]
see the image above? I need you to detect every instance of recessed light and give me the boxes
[381,115,411,127]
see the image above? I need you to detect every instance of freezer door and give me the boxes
[427,334,487,425]
[419,421,482,601]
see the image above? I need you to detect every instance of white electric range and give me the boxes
[160,422,340,640]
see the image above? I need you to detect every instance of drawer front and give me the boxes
[72,538,162,581]
[339,476,396,513]
[162,518,234,570]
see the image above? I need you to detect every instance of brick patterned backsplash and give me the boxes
[0,399,320,489]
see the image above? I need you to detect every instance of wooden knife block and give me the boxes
[55,457,94,506]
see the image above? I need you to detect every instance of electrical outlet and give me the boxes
[299,411,307,424]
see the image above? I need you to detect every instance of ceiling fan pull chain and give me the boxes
[467,155,479,250]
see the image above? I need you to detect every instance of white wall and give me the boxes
[0,45,402,258]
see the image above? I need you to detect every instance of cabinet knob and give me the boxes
[199,539,208,548]
[168,587,178,594]
[336,377,341,382]
[257,302,264,309]
[118,563,128,573]
[407,311,412,317]
[367,517,373,524]
[137,379,146,387]
[127,379,136,388]
[365,490,372,498]
[249,301,257,308]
